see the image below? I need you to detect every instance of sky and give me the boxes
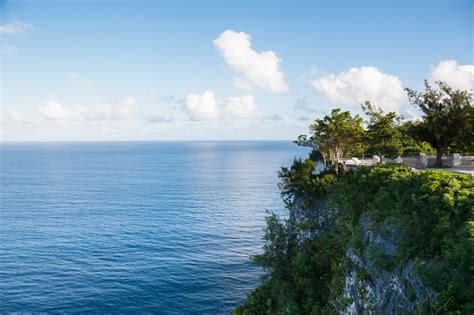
[0,0,472,141]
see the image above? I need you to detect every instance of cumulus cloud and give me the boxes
[1,98,138,125]
[227,95,260,119]
[429,59,474,91]
[213,30,289,93]
[233,77,255,92]
[38,98,138,122]
[311,66,407,113]
[185,90,219,120]
[38,101,84,122]
[0,21,33,35]
[116,97,138,119]
[0,110,39,125]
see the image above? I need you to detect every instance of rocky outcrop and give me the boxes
[342,215,436,314]
[289,196,330,228]
[289,195,331,245]
[289,197,436,314]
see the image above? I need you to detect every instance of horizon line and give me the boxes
[0,139,298,144]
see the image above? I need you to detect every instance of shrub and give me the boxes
[237,164,473,313]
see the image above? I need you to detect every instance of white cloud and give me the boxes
[185,90,219,120]
[0,110,39,125]
[38,101,84,122]
[233,77,255,92]
[213,30,289,93]
[429,59,474,91]
[0,21,32,35]
[1,98,138,125]
[38,98,138,123]
[117,97,138,119]
[311,66,407,113]
[227,95,260,119]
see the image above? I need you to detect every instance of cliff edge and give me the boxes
[236,163,473,314]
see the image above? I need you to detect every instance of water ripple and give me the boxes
[0,141,309,313]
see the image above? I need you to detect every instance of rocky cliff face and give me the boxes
[289,196,331,244]
[290,197,436,314]
[342,215,436,314]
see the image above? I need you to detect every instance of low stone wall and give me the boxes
[395,155,423,169]
[460,156,474,166]
[345,153,473,170]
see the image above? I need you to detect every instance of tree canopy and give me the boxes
[296,81,472,169]
[362,101,403,161]
[406,81,473,166]
[303,108,365,173]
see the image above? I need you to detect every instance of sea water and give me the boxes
[0,141,309,314]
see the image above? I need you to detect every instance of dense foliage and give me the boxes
[406,81,473,166]
[298,109,364,173]
[297,81,473,167]
[278,159,336,207]
[237,80,473,314]
[236,162,473,314]
[362,102,403,160]
[398,122,436,156]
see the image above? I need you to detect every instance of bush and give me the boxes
[237,163,474,313]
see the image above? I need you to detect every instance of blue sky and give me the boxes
[1,0,472,141]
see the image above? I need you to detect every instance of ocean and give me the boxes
[0,141,309,314]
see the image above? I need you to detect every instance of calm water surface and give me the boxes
[0,141,309,314]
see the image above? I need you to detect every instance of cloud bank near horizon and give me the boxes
[2,59,472,130]
[1,98,138,125]
[1,17,472,139]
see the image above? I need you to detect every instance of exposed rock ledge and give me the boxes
[290,197,436,314]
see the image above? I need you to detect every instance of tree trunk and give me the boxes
[333,148,341,174]
[435,148,444,167]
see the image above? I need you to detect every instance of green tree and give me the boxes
[362,102,403,162]
[406,81,473,166]
[398,121,436,155]
[448,104,474,155]
[299,108,364,173]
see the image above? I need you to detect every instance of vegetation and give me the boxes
[362,102,403,161]
[237,81,474,314]
[297,108,364,173]
[278,159,336,207]
[398,121,436,156]
[297,81,473,167]
[236,164,473,314]
[406,81,473,166]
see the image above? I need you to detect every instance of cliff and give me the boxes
[236,164,473,314]
[290,196,436,314]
